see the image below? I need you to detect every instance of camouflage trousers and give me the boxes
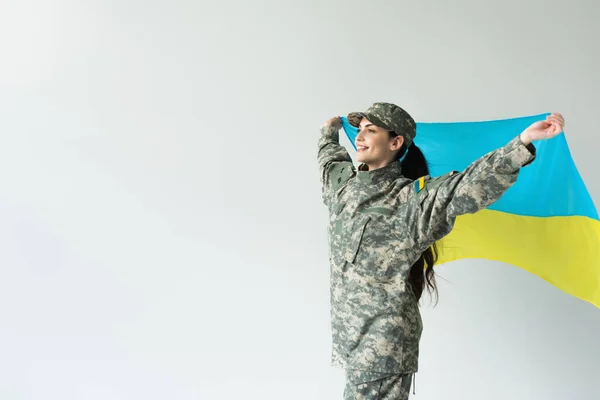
[344,370,413,400]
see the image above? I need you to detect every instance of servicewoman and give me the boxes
[317,102,565,399]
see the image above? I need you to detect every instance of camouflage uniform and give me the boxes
[344,369,413,399]
[318,103,536,398]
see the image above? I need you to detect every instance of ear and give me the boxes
[389,135,404,151]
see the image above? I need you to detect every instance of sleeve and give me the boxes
[317,124,355,207]
[412,134,537,246]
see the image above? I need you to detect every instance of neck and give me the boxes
[361,158,396,171]
[356,160,404,186]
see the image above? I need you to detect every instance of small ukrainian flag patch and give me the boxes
[415,176,426,193]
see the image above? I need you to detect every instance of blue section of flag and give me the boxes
[340,114,598,220]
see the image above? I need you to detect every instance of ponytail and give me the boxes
[399,143,429,179]
[394,139,439,303]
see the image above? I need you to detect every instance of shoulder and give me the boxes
[411,171,460,197]
[330,161,356,192]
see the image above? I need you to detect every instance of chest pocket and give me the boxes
[342,214,371,264]
[340,206,395,264]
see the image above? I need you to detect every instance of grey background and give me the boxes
[1,0,599,399]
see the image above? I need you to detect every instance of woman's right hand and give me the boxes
[322,116,342,130]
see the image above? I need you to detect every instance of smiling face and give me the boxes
[355,117,405,170]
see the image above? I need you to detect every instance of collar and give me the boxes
[356,161,403,185]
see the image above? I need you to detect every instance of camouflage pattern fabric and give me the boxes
[317,122,536,376]
[347,102,417,147]
[344,369,413,400]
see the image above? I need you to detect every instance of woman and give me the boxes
[317,102,565,399]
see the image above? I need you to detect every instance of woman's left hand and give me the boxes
[520,112,565,144]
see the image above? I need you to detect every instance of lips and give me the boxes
[357,146,369,151]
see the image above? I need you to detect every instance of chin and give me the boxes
[356,151,366,163]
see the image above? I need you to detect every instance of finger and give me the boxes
[547,115,564,128]
[547,116,560,126]
[550,116,565,127]
[547,114,563,123]
[550,113,565,125]
[553,117,565,130]
[552,120,564,130]
[550,120,563,134]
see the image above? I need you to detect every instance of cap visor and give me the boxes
[347,112,392,131]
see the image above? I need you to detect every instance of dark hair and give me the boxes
[390,132,439,304]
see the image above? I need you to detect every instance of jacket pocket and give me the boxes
[343,215,371,264]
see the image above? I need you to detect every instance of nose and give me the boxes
[356,127,365,142]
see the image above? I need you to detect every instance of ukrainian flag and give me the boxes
[341,113,600,309]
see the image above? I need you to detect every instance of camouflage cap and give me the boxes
[348,102,417,147]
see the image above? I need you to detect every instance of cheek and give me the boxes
[370,138,386,153]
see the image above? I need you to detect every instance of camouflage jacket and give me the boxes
[318,124,536,377]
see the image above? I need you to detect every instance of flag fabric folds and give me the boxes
[341,113,600,308]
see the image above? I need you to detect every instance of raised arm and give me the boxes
[412,112,565,246]
[318,117,355,207]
